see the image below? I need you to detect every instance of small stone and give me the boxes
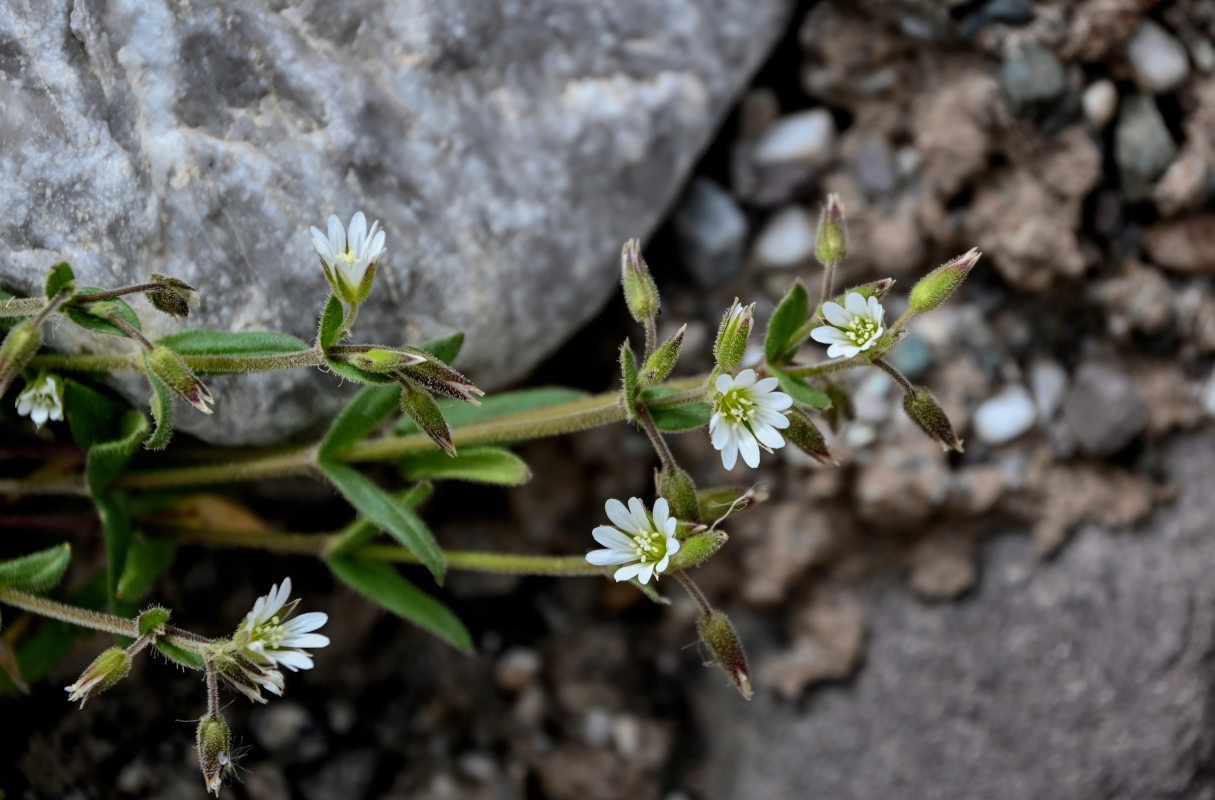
[458,752,499,783]
[1115,94,1178,201]
[753,206,817,268]
[243,763,291,800]
[674,178,749,288]
[1029,360,1068,419]
[752,109,837,166]
[494,647,542,692]
[581,707,614,748]
[612,715,643,757]
[854,134,898,195]
[252,702,312,754]
[974,385,1037,445]
[1062,363,1148,455]
[1143,214,1215,273]
[891,332,934,382]
[1126,20,1190,94]
[1001,41,1067,116]
[1203,370,1215,420]
[1082,79,1118,128]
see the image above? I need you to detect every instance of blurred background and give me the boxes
[4,0,1215,798]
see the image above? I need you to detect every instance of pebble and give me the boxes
[1204,370,1215,420]
[1126,20,1190,94]
[752,108,837,166]
[581,706,614,748]
[493,646,542,692]
[855,133,898,195]
[891,331,933,381]
[1082,79,1118,128]
[1062,362,1148,455]
[973,385,1037,445]
[252,702,313,754]
[1142,214,1215,274]
[1001,40,1067,115]
[674,177,749,287]
[754,206,817,268]
[1114,94,1177,201]
[1029,360,1068,419]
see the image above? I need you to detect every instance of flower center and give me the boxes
[843,316,879,345]
[630,528,667,564]
[718,387,757,426]
[337,248,358,266]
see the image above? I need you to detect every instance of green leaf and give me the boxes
[64,380,129,449]
[144,370,176,450]
[0,544,71,593]
[319,383,402,459]
[65,289,141,338]
[641,386,713,432]
[393,387,586,435]
[152,638,206,670]
[764,281,809,364]
[418,332,464,365]
[85,411,150,494]
[619,340,639,416]
[324,358,397,385]
[44,262,76,299]
[773,369,831,409]
[328,483,433,556]
[319,294,344,350]
[156,330,310,360]
[320,461,445,582]
[116,534,176,602]
[399,447,531,485]
[328,556,471,652]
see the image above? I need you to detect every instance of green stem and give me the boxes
[0,478,90,496]
[634,405,677,472]
[115,448,317,490]
[872,356,914,396]
[890,307,915,335]
[0,297,45,317]
[0,586,137,637]
[29,349,326,374]
[673,570,712,615]
[782,353,871,379]
[819,259,837,316]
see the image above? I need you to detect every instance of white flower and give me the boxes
[586,497,681,584]
[310,211,386,302]
[16,373,63,428]
[709,369,793,470]
[809,291,886,359]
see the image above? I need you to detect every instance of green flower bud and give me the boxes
[714,299,753,374]
[670,529,728,570]
[657,464,700,523]
[909,248,981,314]
[196,714,232,795]
[697,609,752,699]
[903,386,964,452]
[64,647,131,707]
[815,193,848,266]
[399,379,456,456]
[785,407,837,465]
[343,347,428,374]
[621,238,660,323]
[0,320,42,397]
[144,346,214,414]
[642,324,685,384]
[145,274,199,319]
[137,606,171,637]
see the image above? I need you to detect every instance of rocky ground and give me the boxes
[5,0,1215,798]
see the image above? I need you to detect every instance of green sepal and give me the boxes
[325,358,397,385]
[137,606,172,637]
[399,381,455,456]
[657,464,700,523]
[318,294,344,350]
[143,367,176,450]
[152,638,206,670]
[641,325,685,384]
[670,529,728,570]
[619,339,640,420]
[0,543,71,593]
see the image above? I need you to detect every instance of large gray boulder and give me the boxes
[698,432,1215,799]
[0,1,788,443]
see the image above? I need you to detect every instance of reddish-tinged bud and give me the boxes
[144,346,214,414]
[621,238,660,323]
[909,248,981,313]
[815,193,848,266]
[903,386,964,452]
[785,407,837,465]
[697,610,752,699]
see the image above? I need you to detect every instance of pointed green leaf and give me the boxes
[319,383,403,459]
[144,370,176,450]
[328,484,433,556]
[328,556,471,652]
[619,339,639,416]
[764,281,809,364]
[65,289,141,338]
[320,461,445,582]
[155,330,310,360]
[85,411,150,493]
[641,386,713,432]
[319,294,344,350]
[772,368,831,409]
[152,638,206,670]
[44,262,76,300]
[0,543,71,593]
[418,332,464,365]
[116,534,176,602]
[393,387,586,435]
[83,410,149,614]
[64,380,129,449]
[399,447,531,485]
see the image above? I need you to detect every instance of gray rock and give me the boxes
[973,384,1036,445]
[673,178,749,288]
[700,433,1215,800]
[752,108,837,166]
[1115,95,1178,202]
[1081,79,1118,129]
[854,134,899,195]
[889,331,932,381]
[1000,41,1067,116]
[1029,359,1068,419]
[1062,362,1148,455]
[1126,20,1190,94]
[753,206,816,268]
[0,0,789,444]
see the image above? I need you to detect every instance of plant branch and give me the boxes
[0,586,137,637]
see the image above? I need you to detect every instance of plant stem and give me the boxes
[0,478,91,496]
[0,586,137,637]
[782,353,871,379]
[0,297,45,317]
[634,405,677,472]
[115,448,317,490]
[76,284,161,303]
[872,356,914,395]
[890,307,915,335]
[29,349,326,374]
[819,259,837,314]
[673,570,712,616]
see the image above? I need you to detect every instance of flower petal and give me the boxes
[844,291,869,317]
[739,435,761,468]
[587,548,637,566]
[821,301,850,327]
[810,326,849,345]
[719,438,739,470]
[604,498,632,531]
[733,369,757,388]
[715,373,735,394]
[592,526,635,551]
[613,563,644,582]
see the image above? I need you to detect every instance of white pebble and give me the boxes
[752,109,836,166]
[1126,20,1190,94]
[1029,360,1068,419]
[1202,369,1215,420]
[974,385,1037,445]
[1082,80,1118,128]
[754,206,816,268]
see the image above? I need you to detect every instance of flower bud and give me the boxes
[0,320,42,397]
[657,464,700,523]
[196,714,232,795]
[400,380,456,456]
[145,274,199,319]
[642,324,685,384]
[621,238,660,323]
[342,347,428,373]
[396,349,483,405]
[909,248,981,314]
[671,529,728,570]
[902,385,964,452]
[785,407,837,465]
[697,609,752,699]
[815,193,847,266]
[64,647,131,707]
[144,346,214,414]
[714,300,753,374]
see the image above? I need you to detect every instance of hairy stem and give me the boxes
[782,353,871,379]
[634,405,677,472]
[0,587,137,637]
[673,570,712,616]
[0,297,45,317]
[872,356,914,395]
